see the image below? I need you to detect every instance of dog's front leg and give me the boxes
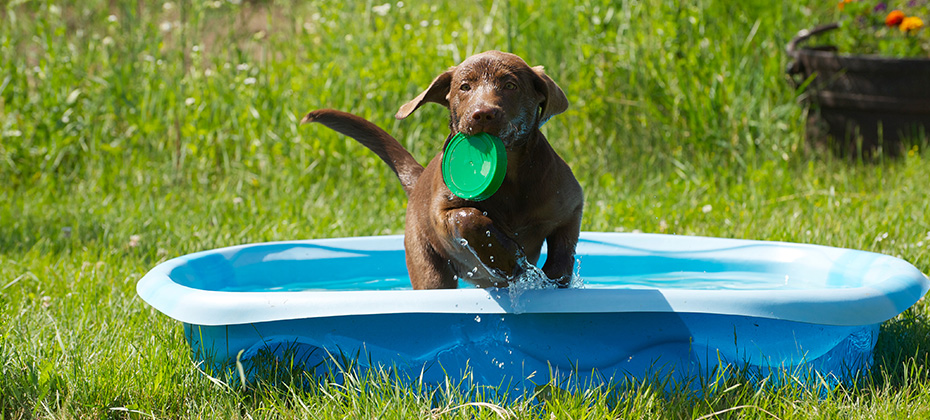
[444,207,524,286]
[541,210,582,287]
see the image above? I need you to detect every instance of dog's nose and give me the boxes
[471,107,500,122]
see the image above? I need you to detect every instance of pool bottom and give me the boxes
[185,311,878,391]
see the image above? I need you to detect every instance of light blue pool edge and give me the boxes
[136,232,930,328]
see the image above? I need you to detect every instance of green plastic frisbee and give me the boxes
[441,132,507,201]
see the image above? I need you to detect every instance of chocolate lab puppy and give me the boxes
[302,51,583,289]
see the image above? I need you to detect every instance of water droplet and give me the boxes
[482,211,488,216]
[489,256,495,262]
[459,238,469,247]
[485,230,491,237]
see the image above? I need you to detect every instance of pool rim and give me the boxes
[136,232,929,328]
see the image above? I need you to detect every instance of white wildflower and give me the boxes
[371,3,391,16]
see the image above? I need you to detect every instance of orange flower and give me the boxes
[838,0,854,11]
[885,10,905,27]
[900,16,924,33]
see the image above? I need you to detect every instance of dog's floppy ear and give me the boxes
[395,68,455,119]
[531,65,569,127]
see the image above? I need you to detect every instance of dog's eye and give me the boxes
[460,83,471,91]
[503,82,517,90]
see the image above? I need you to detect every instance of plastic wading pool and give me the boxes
[137,232,929,391]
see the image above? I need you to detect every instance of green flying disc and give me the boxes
[441,132,507,201]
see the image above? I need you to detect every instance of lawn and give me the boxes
[2,0,930,418]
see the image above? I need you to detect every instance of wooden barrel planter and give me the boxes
[787,23,930,157]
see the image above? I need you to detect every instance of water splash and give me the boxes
[508,256,585,313]
[507,259,557,313]
[571,255,584,288]
[454,232,585,312]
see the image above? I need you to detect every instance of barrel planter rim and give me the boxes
[787,23,930,156]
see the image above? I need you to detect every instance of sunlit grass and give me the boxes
[2,0,929,418]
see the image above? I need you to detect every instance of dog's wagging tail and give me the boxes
[301,109,424,196]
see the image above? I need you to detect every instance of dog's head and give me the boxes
[395,51,568,146]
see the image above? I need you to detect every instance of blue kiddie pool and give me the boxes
[137,232,928,390]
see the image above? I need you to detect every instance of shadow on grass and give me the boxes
[869,301,930,390]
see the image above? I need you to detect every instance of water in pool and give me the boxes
[216,270,821,292]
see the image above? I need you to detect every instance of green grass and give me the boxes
[2,0,930,418]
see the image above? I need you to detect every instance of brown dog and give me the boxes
[302,51,583,289]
